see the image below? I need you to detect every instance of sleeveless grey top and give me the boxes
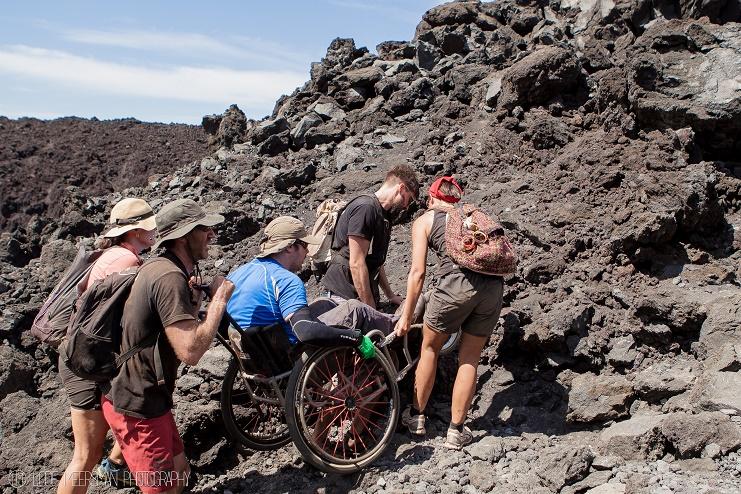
[429,210,459,277]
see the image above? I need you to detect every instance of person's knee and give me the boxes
[420,341,442,356]
[345,298,364,311]
[70,442,103,466]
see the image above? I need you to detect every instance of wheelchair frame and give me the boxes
[216,310,461,472]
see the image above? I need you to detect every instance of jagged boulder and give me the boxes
[628,20,741,159]
[203,104,247,151]
[600,414,667,460]
[376,40,416,61]
[632,355,698,401]
[660,411,741,457]
[689,371,741,413]
[0,345,36,401]
[565,372,635,423]
[251,117,289,145]
[535,446,595,491]
[290,113,323,148]
[310,38,369,93]
[416,1,479,37]
[497,46,581,109]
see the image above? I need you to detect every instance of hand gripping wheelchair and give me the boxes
[215,298,460,474]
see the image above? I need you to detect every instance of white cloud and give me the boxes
[0,45,307,106]
[325,0,437,24]
[62,29,312,70]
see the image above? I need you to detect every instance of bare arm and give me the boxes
[378,266,401,304]
[348,235,375,308]
[395,212,432,336]
[164,277,234,366]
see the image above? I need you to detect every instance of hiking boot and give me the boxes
[92,458,136,488]
[444,425,473,450]
[401,406,426,436]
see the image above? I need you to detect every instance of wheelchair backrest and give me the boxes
[240,323,294,376]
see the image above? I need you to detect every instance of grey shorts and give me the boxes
[58,354,102,410]
[424,270,504,337]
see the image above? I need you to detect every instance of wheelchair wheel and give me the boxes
[221,358,291,451]
[440,330,461,355]
[285,347,400,474]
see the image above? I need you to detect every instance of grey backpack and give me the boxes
[31,247,103,347]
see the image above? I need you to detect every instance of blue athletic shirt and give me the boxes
[226,257,307,344]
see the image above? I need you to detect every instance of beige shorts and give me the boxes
[424,270,503,337]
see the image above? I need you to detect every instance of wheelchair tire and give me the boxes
[220,358,291,451]
[285,347,400,474]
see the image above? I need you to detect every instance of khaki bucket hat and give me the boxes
[257,216,321,258]
[103,198,157,238]
[152,199,224,250]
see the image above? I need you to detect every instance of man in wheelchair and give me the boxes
[226,216,397,359]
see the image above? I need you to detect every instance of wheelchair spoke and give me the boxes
[297,347,398,466]
[354,412,380,442]
[228,366,288,443]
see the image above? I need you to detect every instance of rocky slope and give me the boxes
[0,117,207,235]
[1,1,741,493]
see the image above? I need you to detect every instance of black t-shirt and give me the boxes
[106,253,197,418]
[322,195,391,302]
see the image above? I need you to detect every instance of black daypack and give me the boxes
[31,247,104,347]
[61,258,167,382]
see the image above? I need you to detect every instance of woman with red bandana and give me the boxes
[394,176,504,450]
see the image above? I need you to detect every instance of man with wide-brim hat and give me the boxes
[152,198,225,250]
[227,215,395,361]
[102,198,234,494]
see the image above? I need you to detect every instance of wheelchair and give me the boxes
[216,298,460,474]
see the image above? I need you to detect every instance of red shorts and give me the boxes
[101,396,186,493]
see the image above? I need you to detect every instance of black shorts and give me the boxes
[58,354,102,410]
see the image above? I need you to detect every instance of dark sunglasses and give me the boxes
[294,239,309,249]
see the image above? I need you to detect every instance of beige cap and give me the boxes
[103,198,157,238]
[257,216,321,258]
[152,199,225,250]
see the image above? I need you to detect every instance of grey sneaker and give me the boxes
[444,425,473,450]
[401,406,426,436]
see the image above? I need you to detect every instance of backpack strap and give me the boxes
[114,330,166,386]
[331,193,378,256]
[113,254,183,387]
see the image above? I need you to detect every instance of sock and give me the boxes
[410,406,423,417]
[450,422,464,432]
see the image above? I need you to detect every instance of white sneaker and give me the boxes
[401,406,426,436]
[444,425,473,450]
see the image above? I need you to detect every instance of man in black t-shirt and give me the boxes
[322,164,419,309]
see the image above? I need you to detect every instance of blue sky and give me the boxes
[0,0,442,124]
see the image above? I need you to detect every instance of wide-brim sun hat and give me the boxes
[103,198,158,238]
[152,198,225,250]
[257,216,322,258]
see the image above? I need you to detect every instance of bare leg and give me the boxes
[108,440,125,464]
[450,333,488,425]
[57,409,108,494]
[412,323,449,412]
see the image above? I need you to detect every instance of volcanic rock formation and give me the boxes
[1,1,740,493]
